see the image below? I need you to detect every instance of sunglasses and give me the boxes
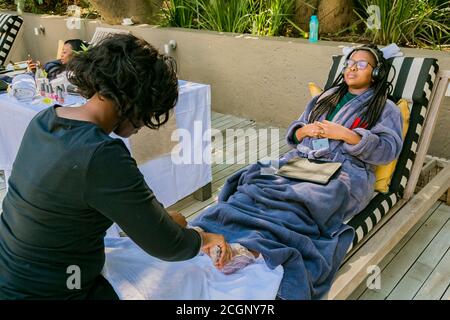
[344,59,376,71]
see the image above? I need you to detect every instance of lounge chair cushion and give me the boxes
[0,14,23,66]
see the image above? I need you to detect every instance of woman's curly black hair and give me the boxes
[66,33,178,129]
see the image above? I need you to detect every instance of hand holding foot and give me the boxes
[199,231,231,269]
[210,243,259,274]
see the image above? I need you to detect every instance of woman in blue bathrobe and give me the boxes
[192,44,404,299]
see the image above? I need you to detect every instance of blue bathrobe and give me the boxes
[192,87,403,299]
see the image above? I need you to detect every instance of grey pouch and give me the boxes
[275,157,341,184]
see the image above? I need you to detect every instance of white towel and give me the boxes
[102,237,284,300]
[341,43,404,60]
[8,74,36,102]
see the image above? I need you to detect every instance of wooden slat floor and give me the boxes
[0,111,448,300]
[167,111,290,220]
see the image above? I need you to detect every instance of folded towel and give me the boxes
[342,43,403,59]
[9,74,36,102]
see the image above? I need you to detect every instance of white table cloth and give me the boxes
[0,80,211,207]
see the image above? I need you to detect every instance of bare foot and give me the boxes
[210,243,258,274]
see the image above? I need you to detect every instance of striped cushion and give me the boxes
[346,192,400,251]
[324,55,439,248]
[0,14,23,66]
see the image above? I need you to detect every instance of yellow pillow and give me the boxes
[374,99,409,192]
[308,82,323,97]
[307,83,409,193]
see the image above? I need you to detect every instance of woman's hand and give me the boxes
[199,232,231,269]
[168,211,187,228]
[295,123,323,141]
[315,120,361,143]
[26,58,37,73]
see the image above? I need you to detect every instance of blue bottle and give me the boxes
[309,13,319,43]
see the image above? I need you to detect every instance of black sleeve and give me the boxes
[84,139,201,261]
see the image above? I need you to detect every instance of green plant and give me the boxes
[159,0,304,37]
[195,0,252,33]
[411,0,450,48]
[249,0,299,36]
[14,0,42,14]
[355,0,450,49]
[72,42,89,56]
[161,0,197,28]
[12,0,96,16]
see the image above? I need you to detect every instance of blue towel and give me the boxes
[0,75,13,83]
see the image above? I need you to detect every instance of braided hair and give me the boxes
[308,44,393,129]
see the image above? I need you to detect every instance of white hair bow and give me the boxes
[342,43,403,59]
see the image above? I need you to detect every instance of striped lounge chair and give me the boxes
[0,13,23,66]
[324,54,450,299]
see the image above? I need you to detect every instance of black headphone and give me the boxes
[342,46,386,82]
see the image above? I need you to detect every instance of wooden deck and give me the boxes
[0,111,448,300]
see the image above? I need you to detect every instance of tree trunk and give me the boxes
[294,0,355,35]
[89,0,164,25]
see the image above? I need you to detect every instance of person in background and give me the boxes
[27,39,88,80]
